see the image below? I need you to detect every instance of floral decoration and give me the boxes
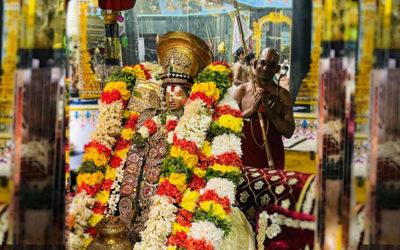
[68,64,153,249]
[134,61,244,250]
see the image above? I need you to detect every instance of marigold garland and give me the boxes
[68,65,149,249]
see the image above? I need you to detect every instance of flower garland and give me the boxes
[134,112,179,146]
[105,111,139,215]
[106,111,178,215]
[68,64,151,249]
[134,61,244,250]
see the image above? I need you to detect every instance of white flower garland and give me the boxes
[106,165,124,214]
[68,192,97,250]
[175,99,213,149]
[90,101,125,148]
[211,133,243,157]
[134,195,177,250]
[189,221,225,248]
[200,178,236,204]
[217,86,240,110]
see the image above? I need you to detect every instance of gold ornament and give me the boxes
[87,216,133,250]
[157,31,212,87]
[127,79,162,113]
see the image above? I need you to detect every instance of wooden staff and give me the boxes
[232,0,274,169]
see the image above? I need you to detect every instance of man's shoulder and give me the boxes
[239,81,253,92]
[278,86,293,103]
[234,82,251,97]
[233,62,242,69]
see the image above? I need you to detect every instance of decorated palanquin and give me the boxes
[235,166,317,249]
[255,205,315,250]
[236,167,316,226]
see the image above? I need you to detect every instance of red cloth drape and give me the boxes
[241,119,285,170]
[98,0,136,10]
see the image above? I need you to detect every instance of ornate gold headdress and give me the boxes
[157,31,213,88]
[127,78,161,112]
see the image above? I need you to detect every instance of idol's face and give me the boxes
[165,85,189,111]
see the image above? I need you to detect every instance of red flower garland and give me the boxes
[214,105,242,119]
[92,202,107,214]
[208,152,243,168]
[165,120,178,132]
[175,209,193,227]
[109,155,123,168]
[157,180,183,204]
[166,231,188,248]
[125,114,139,129]
[139,64,152,80]
[212,61,230,69]
[188,92,216,109]
[188,174,206,192]
[173,135,198,155]
[77,183,101,196]
[114,138,130,151]
[84,141,112,157]
[101,179,114,190]
[185,236,215,250]
[86,227,97,237]
[144,119,158,135]
[199,190,231,215]
[100,89,122,104]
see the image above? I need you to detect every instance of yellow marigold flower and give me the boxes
[123,110,131,119]
[158,177,166,185]
[65,172,70,183]
[180,190,200,212]
[170,146,198,169]
[212,163,241,174]
[201,141,212,157]
[121,128,135,141]
[168,173,187,193]
[88,213,104,227]
[105,166,116,181]
[200,201,228,220]
[77,173,91,187]
[91,171,105,185]
[206,64,231,73]
[216,114,244,133]
[123,110,139,119]
[95,190,110,204]
[191,82,220,101]
[83,148,108,167]
[123,65,147,79]
[66,150,70,164]
[172,222,190,234]
[167,247,177,250]
[193,167,206,178]
[116,148,130,159]
[83,237,93,249]
[103,81,130,100]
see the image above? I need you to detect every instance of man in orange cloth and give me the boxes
[234,48,295,169]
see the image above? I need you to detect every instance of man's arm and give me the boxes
[232,63,244,86]
[234,84,262,119]
[261,88,295,138]
[233,83,245,107]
